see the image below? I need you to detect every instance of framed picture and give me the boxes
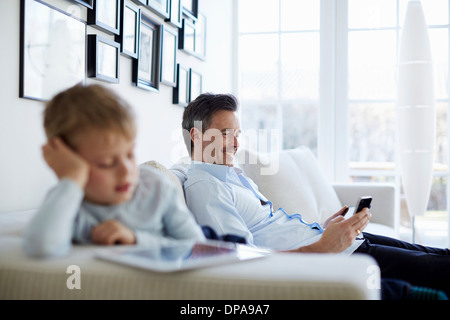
[179,18,195,54]
[189,68,202,102]
[179,15,206,59]
[194,12,206,59]
[88,0,121,35]
[20,0,86,101]
[160,25,178,87]
[147,0,170,19]
[116,0,140,59]
[166,0,182,28]
[133,12,160,92]
[173,64,190,106]
[87,34,120,83]
[73,0,93,9]
[181,0,198,20]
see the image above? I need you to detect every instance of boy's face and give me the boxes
[73,129,138,205]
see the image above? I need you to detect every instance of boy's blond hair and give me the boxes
[43,84,136,148]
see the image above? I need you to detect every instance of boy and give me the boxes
[24,84,205,258]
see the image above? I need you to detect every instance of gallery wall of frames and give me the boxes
[19,0,206,107]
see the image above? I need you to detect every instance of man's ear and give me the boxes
[190,127,204,161]
[190,127,201,144]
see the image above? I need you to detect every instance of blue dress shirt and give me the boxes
[184,161,363,254]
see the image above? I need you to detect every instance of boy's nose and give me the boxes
[118,158,133,176]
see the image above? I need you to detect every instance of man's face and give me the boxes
[193,110,241,166]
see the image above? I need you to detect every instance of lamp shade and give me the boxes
[397,0,435,217]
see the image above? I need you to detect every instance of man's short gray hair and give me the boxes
[181,93,239,154]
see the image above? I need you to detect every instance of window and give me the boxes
[236,0,450,246]
[237,0,320,153]
[347,0,449,245]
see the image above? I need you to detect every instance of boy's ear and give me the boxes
[58,135,76,151]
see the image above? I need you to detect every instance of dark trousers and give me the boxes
[355,232,450,296]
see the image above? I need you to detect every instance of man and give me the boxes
[181,93,450,298]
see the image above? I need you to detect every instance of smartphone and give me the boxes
[354,196,372,214]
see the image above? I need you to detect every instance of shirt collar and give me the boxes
[190,161,243,183]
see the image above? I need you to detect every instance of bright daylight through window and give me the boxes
[236,0,450,247]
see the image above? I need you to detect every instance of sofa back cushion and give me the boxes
[236,146,343,224]
[140,160,186,203]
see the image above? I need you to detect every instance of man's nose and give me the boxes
[234,135,239,149]
[226,134,239,149]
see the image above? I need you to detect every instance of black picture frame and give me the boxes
[172,64,189,106]
[146,0,170,19]
[129,0,146,5]
[160,25,178,87]
[179,18,195,55]
[73,0,93,9]
[181,0,198,21]
[166,0,182,28]
[20,0,86,101]
[87,34,120,83]
[133,12,160,92]
[116,0,140,59]
[88,0,121,35]
[178,15,206,60]
[189,68,202,102]
[194,12,206,60]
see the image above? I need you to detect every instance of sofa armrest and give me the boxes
[333,183,396,229]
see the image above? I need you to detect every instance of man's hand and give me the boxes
[323,206,349,229]
[42,138,89,189]
[289,208,371,254]
[317,208,370,252]
[91,220,137,245]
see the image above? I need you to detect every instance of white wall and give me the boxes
[0,0,234,213]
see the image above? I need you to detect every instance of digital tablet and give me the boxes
[96,240,270,272]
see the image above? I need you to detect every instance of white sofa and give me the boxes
[0,146,392,300]
[235,146,398,239]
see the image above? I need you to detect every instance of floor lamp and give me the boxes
[397,0,435,243]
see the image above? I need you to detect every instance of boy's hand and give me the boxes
[91,220,137,245]
[42,138,89,189]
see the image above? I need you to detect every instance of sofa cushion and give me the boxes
[363,222,399,239]
[140,160,186,203]
[236,146,343,224]
[0,210,380,300]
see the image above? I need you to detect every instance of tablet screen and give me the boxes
[96,240,270,272]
